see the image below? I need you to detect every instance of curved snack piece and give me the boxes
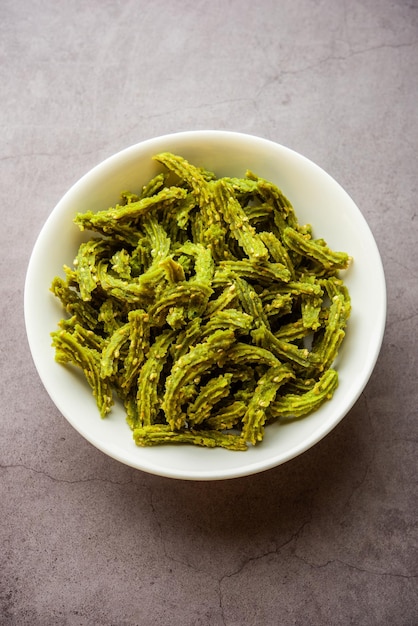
[51,152,352,450]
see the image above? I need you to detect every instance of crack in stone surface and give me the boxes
[145,493,314,623]
[145,483,205,575]
[317,39,418,68]
[342,392,377,510]
[255,38,418,98]
[217,516,312,621]
[0,462,133,486]
[294,554,418,579]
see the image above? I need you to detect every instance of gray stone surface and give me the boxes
[1,0,417,624]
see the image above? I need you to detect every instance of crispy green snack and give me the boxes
[226,342,282,368]
[282,227,351,271]
[153,152,212,205]
[251,324,311,368]
[205,401,246,430]
[169,317,203,360]
[213,180,269,260]
[122,309,151,391]
[133,425,248,451]
[136,329,176,427]
[51,151,352,450]
[309,293,351,375]
[258,231,295,278]
[100,322,130,379]
[74,239,110,301]
[233,276,270,329]
[162,329,235,430]
[301,289,323,330]
[246,171,298,230]
[241,364,294,444]
[51,329,113,417]
[269,369,339,419]
[75,186,188,231]
[51,276,101,331]
[187,373,233,426]
[201,309,253,337]
[214,259,291,286]
[148,282,212,326]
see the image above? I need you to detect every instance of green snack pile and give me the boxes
[51,152,351,451]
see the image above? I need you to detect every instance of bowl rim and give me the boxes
[24,130,387,480]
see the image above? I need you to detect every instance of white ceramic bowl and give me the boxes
[24,131,386,480]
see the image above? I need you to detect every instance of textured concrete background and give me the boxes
[1,1,417,624]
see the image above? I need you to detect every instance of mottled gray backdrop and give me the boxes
[1,1,417,624]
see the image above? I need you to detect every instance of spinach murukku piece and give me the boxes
[136,329,177,428]
[243,203,274,227]
[153,152,211,205]
[162,329,236,430]
[72,322,106,353]
[169,317,203,361]
[269,368,339,419]
[300,275,323,331]
[148,282,212,326]
[62,264,78,287]
[74,238,111,301]
[281,377,317,394]
[260,291,294,319]
[321,276,351,319]
[213,179,269,260]
[201,309,253,337]
[138,172,167,199]
[309,293,350,374]
[275,279,323,297]
[192,187,230,258]
[140,212,172,282]
[204,283,238,317]
[51,329,113,417]
[226,341,282,369]
[258,231,296,278]
[100,322,130,379]
[282,227,351,271]
[96,260,162,306]
[51,277,101,331]
[222,176,260,196]
[130,238,152,273]
[166,306,186,330]
[98,298,125,335]
[187,373,233,426]
[133,425,248,451]
[205,401,246,430]
[234,276,270,329]
[241,364,295,445]
[74,216,143,247]
[123,389,139,430]
[214,259,291,286]
[251,325,311,369]
[174,192,197,229]
[246,171,298,229]
[111,249,132,280]
[142,213,171,259]
[75,186,188,229]
[273,317,315,342]
[120,190,140,204]
[191,243,215,285]
[122,309,151,392]
[160,257,186,283]
[176,241,215,286]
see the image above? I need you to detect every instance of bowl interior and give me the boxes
[24,131,386,480]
